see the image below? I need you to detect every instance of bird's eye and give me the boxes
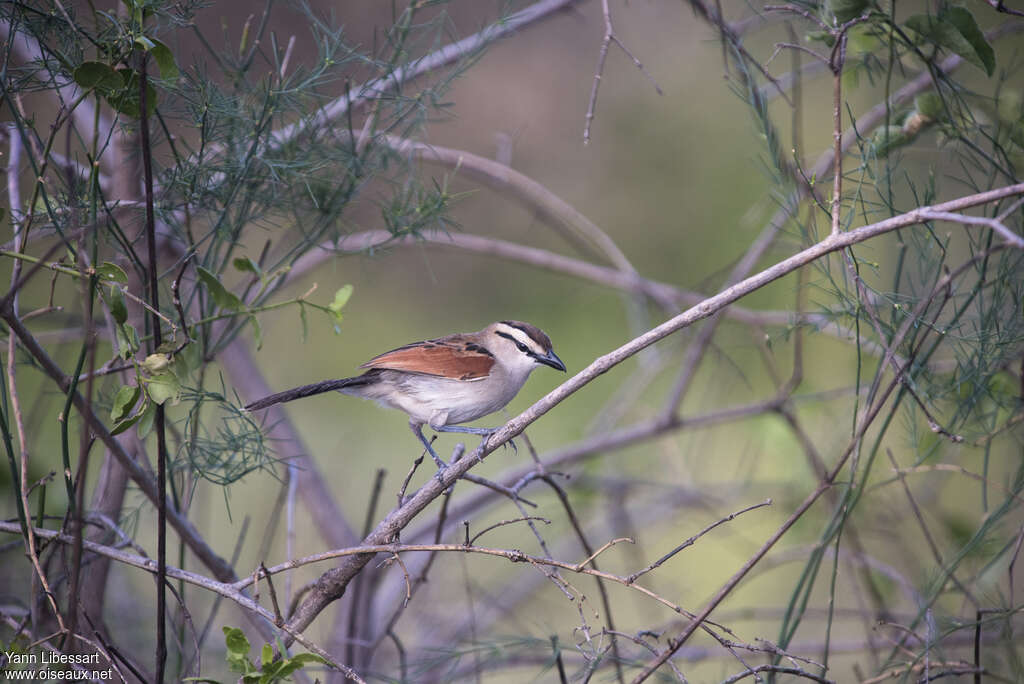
[515,342,528,353]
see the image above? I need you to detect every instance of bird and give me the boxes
[244,320,566,470]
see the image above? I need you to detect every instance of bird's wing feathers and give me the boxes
[359,337,495,381]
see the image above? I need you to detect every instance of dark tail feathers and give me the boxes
[244,376,369,411]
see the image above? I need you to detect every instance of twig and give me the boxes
[258,563,284,626]
[575,538,634,570]
[720,665,834,684]
[0,520,363,682]
[583,0,663,144]
[629,242,1002,683]
[917,209,1024,249]
[267,0,583,149]
[626,500,772,584]
[467,516,551,546]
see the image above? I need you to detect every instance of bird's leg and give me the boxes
[433,424,517,460]
[409,421,447,478]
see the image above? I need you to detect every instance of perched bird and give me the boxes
[244,320,565,469]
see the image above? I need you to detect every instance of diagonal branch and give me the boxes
[282,182,1024,638]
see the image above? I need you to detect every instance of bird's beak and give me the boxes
[536,349,566,372]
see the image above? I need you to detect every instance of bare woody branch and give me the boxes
[283,183,1024,638]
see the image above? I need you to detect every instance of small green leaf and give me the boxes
[96,261,128,283]
[224,627,251,656]
[104,68,158,118]
[327,284,353,331]
[106,286,128,325]
[197,266,243,311]
[905,12,995,76]
[134,35,156,51]
[249,314,263,350]
[826,0,870,23]
[136,400,156,437]
[149,39,179,80]
[146,372,181,405]
[328,284,353,313]
[142,353,171,373]
[110,384,141,423]
[111,401,146,435]
[115,322,140,360]
[941,6,995,76]
[73,62,123,92]
[233,256,261,276]
[260,643,273,667]
[178,340,201,376]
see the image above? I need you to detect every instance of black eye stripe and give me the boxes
[496,331,532,354]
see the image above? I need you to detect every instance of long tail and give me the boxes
[244,376,369,411]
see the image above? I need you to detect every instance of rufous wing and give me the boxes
[359,339,494,381]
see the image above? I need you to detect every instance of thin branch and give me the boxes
[917,209,1024,249]
[282,183,1024,640]
[626,500,773,584]
[583,0,663,144]
[266,0,583,150]
[467,516,551,546]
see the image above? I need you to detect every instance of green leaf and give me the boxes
[223,626,254,674]
[142,353,171,373]
[111,395,147,432]
[96,262,129,283]
[327,284,353,331]
[941,6,995,77]
[271,653,326,681]
[197,266,243,311]
[106,286,128,325]
[261,643,273,667]
[111,408,145,435]
[224,627,251,656]
[73,62,123,92]
[104,68,157,118]
[110,384,141,423]
[174,341,200,376]
[233,256,261,276]
[249,314,263,350]
[826,0,870,23]
[115,322,139,360]
[149,39,179,80]
[905,11,995,76]
[134,35,156,51]
[328,284,353,313]
[135,400,156,438]
[146,372,181,405]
